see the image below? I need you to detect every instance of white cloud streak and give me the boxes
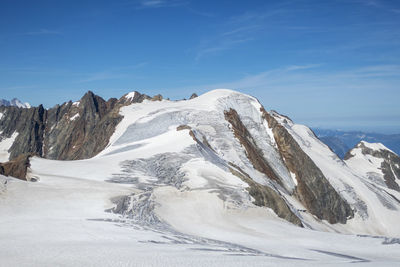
[77,62,148,83]
[176,63,400,130]
[197,64,400,92]
[193,3,298,60]
[25,29,61,35]
[137,0,188,9]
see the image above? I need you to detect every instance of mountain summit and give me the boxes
[345,141,400,191]
[0,98,31,108]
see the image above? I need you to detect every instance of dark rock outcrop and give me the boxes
[0,105,46,160]
[44,91,122,160]
[187,126,302,226]
[176,125,192,131]
[120,91,151,105]
[229,164,303,226]
[223,107,353,224]
[151,94,163,101]
[0,153,33,180]
[224,108,283,187]
[262,109,354,224]
[189,93,198,99]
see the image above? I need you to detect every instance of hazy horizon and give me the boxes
[2,88,399,134]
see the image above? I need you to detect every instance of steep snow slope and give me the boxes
[101,90,295,190]
[1,89,400,266]
[271,113,400,236]
[0,132,18,162]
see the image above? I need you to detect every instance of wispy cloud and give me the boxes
[227,7,291,25]
[285,64,323,71]
[181,63,400,98]
[78,62,148,83]
[363,0,381,7]
[0,85,36,91]
[194,20,260,60]
[176,63,400,130]
[193,0,399,61]
[195,38,253,61]
[78,72,128,83]
[0,63,148,84]
[193,2,297,60]
[136,0,188,9]
[25,29,61,36]
[353,0,400,14]
[221,25,261,36]
[346,65,400,77]
[186,7,215,17]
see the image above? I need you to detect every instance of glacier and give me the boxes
[0,89,400,266]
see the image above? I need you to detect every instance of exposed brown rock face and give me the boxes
[0,91,150,162]
[224,108,283,187]
[262,108,354,224]
[44,91,122,160]
[223,107,352,224]
[151,94,163,101]
[0,105,46,160]
[187,127,302,226]
[0,153,33,180]
[345,142,400,191]
[176,125,192,131]
[229,164,303,226]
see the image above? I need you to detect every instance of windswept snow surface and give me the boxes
[360,141,396,154]
[345,141,400,198]
[1,90,400,266]
[0,132,18,162]
[345,142,386,183]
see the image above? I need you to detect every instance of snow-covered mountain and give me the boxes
[0,89,400,266]
[345,141,400,192]
[314,128,400,158]
[0,98,31,108]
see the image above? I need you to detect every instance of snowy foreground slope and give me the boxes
[1,89,400,266]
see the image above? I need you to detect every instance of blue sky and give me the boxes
[0,0,399,133]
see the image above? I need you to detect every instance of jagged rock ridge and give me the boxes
[263,109,354,224]
[0,91,157,162]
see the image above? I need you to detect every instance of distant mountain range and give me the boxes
[0,98,31,108]
[313,128,400,158]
